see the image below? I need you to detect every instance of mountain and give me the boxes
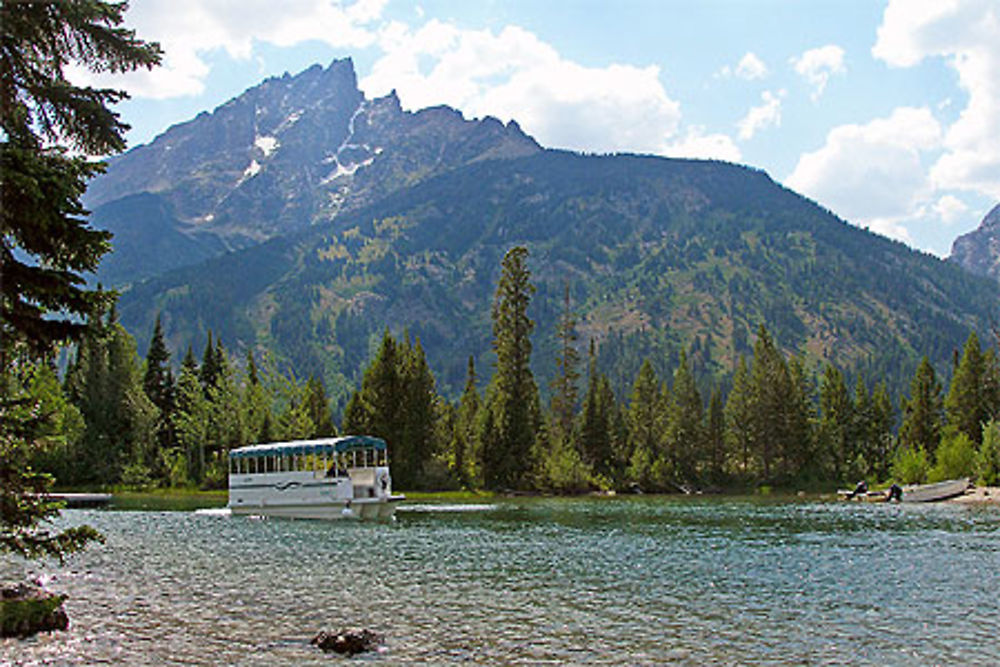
[86,57,539,285]
[90,60,999,404]
[950,203,1000,283]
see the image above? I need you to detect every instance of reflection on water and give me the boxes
[3,497,999,665]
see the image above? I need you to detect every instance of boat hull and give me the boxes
[902,478,970,503]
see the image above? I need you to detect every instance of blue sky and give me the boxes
[78,0,999,257]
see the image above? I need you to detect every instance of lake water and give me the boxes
[2,496,999,665]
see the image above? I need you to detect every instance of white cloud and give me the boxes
[873,0,1000,199]
[68,0,386,99]
[720,52,768,80]
[786,107,942,240]
[737,90,783,140]
[932,194,969,224]
[666,127,742,163]
[791,45,846,101]
[362,22,687,156]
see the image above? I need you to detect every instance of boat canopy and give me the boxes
[229,436,386,459]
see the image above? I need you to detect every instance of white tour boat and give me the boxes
[228,436,404,519]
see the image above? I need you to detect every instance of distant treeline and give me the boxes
[22,248,1000,493]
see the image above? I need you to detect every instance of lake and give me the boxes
[2,496,998,665]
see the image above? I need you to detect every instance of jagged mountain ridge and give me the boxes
[86,58,539,285]
[951,203,1000,283]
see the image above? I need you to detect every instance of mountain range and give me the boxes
[86,58,999,404]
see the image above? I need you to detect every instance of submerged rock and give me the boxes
[311,627,382,655]
[1,582,69,638]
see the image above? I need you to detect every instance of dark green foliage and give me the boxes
[303,376,335,437]
[113,150,998,413]
[899,357,944,457]
[481,246,541,490]
[1,0,159,359]
[945,332,988,444]
[342,330,439,490]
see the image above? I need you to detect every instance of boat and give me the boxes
[901,478,970,503]
[227,436,404,519]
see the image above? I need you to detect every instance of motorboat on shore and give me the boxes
[839,478,971,503]
[227,436,404,519]
[900,478,970,503]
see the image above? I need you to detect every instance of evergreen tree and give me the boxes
[304,375,335,437]
[452,356,481,486]
[398,337,438,489]
[173,355,209,483]
[749,326,789,481]
[724,354,755,479]
[784,356,815,481]
[549,282,581,443]
[1,0,160,561]
[143,314,175,464]
[481,246,540,490]
[945,332,987,444]
[869,381,896,481]
[666,349,703,484]
[818,364,852,483]
[580,340,614,479]
[626,360,664,488]
[705,385,725,484]
[899,356,944,458]
[200,331,220,392]
[66,316,157,485]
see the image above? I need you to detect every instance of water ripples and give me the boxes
[3,497,999,664]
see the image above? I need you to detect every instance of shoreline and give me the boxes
[948,486,1000,504]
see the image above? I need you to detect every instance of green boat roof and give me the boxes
[229,436,386,459]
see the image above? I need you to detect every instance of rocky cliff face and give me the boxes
[950,204,1000,282]
[86,58,540,285]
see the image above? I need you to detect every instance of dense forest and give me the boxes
[18,247,1000,494]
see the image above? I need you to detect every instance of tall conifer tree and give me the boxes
[481,246,540,490]
[900,356,944,457]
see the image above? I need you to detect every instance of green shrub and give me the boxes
[929,428,977,482]
[891,445,929,484]
[976,420,1000,486]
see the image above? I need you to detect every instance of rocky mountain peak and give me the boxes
[85,58,542,284]
[950,203,1000,282]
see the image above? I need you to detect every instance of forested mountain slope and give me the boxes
[115,149,999,404]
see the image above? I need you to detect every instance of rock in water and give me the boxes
[1,582,70,638]
[311,628,382,655]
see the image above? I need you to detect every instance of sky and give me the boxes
[76,0,1000,258]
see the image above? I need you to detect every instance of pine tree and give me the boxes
[143,315,175,465]
[749,326,789,481]
[945,332,986,444]
[899,356,944,458]
[818,364,852,483]
[666,349,703,484]
[452,356,481,486]
[724,354,755,479]
[549,282,581,444]
[304,375,335,437]
[173,359,209,483]
[1,0,160,562]
[870,381,896,480]
[481,246,540,490]
[705,385,726,484]
[784,355,815,481]
[580,340,613,479]
[200,331,220,392]
[626,360,664,488]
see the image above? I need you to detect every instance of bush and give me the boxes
[929,428,977,482]
[891,445,929,484]
[976,420,1000,486]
